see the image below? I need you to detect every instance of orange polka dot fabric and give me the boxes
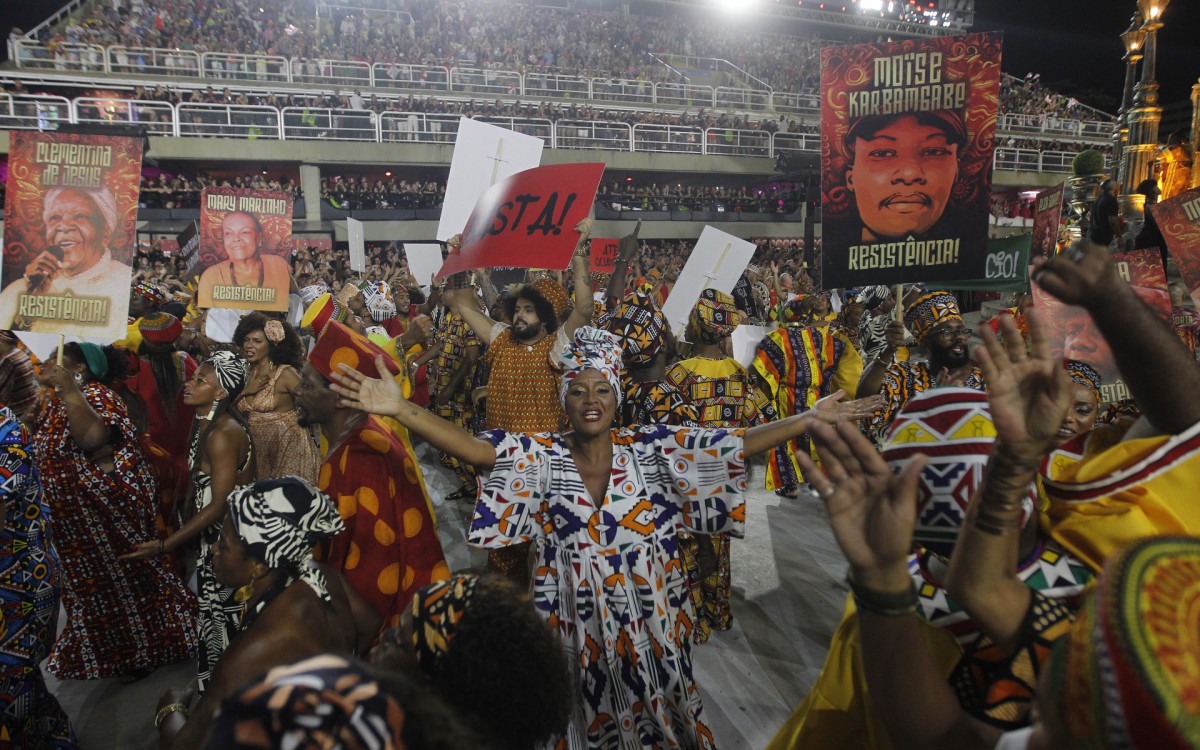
[319,417,449,628]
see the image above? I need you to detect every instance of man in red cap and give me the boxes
[294,320,449,628]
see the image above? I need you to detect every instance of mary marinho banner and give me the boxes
[0,130,142,339]
[820,32,1002,288]
[197,187,295,311]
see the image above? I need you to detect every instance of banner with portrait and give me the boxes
[0,130,142,339]
[1033,249,1170,403]
[197,187,294,311]
[820,32,1002,288]
[1030,183,1065,260]
[1150,186,1200,308]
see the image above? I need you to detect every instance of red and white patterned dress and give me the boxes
[33,382,197,679]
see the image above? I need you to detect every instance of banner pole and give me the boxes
[56,334,64,366]
[893,285,903,323]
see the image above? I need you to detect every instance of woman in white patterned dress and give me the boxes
[330,327,879,749]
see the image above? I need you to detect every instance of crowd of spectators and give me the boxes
[29,0,829,94]
[138,170,300,208]
[598,182,801,214]
[999,72,1104,125]
[321,175,444,210]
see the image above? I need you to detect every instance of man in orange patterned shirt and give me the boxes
[441,224,595,582]
[295,320,449,629]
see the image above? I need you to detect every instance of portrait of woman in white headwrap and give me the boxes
[0,186,134,334]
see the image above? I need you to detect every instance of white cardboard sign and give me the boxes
[732,325,772,368]
[404,243,445,291]
[660,227,756,336]
[347,218,366,273]
[437,117,544,241]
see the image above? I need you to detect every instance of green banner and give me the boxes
[949,234,1031,292]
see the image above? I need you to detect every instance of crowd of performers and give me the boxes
[1,224,1199,750]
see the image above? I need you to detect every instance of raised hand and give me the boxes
[975,308,1071,457]
[810,389,885,424]
[797,420,927,584]
[330,355,409,417]
[1031,239,1122,310]
[120,540,162,561]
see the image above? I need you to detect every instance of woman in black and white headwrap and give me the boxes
[855,285,896,363]
[155,476,382,750]
[124,350,256,694]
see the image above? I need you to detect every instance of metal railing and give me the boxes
[0,93,71,130]
[72,98,177,135]
[8,40,1117,133]
[0,92,1106,172]
[282,107,378,141]
[377,111,461,143]
[176,103,282,139]
[555,120,634,152]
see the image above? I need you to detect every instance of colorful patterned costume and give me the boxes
[206,654,409,749]
[309,323,450,628]
[237,366,321,483]
[619,376,698,428]
[769,388,1091,749]
[0,408,77,748]
[429,310,480,486]
[191,423,252,694]
[480,324,565,579]
[319,418,451,628]
[33,383,197,679]
[469,424,746,749]
[867,360,985,437]
[752,323,861,490]
[667,355,779,643]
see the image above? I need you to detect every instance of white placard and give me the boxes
[660,227,756,336]
[732,325,772,368]
[347,218,365,273]
[404,243,445,291]
[437,117,543,241]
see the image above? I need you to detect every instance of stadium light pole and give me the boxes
[1120,0,1169,194]
[1111,14,1145,188]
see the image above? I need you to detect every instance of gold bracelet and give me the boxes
[155,702,188,729]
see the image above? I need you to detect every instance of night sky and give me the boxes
[3,0,1197,111]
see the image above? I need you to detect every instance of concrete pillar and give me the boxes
[300,163,322,222]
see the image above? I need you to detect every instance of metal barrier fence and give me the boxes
[5,41,1121,140]
[0,93,1098,172]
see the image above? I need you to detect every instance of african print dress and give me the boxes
[238,366,321,483]
[33,382,197,679]
[666,356,779,644]
[319,417,450,629]
[752,323,862,490]
[430,311,481,486]
[470,425,747,749]
[191,424,252,694]
[866,360,985,438]
[0,409,77,748]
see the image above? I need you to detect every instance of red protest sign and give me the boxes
[590,238,619,273]
[436,163,605,278]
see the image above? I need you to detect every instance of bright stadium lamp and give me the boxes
[714,0,758,12]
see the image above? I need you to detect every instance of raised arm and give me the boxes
[742,390,883,457]
[330,356,496,469]
[605,220,641,308]
[1034,239,1200,433]
[944,311,1069,652]
[37,364,111,452]
[444,287,500,345]
[560,218,594,338]
[801,420,1000,750]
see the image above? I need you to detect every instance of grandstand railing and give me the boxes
[108,47,203,77]
[0,93,1100,173]
[8,40,1120,135]
[72,98,177,136]
[176,103,282,139]
[281,107,378,141]
[378,112,460,143]
[555,120,635,152]
[0,93,71,130]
